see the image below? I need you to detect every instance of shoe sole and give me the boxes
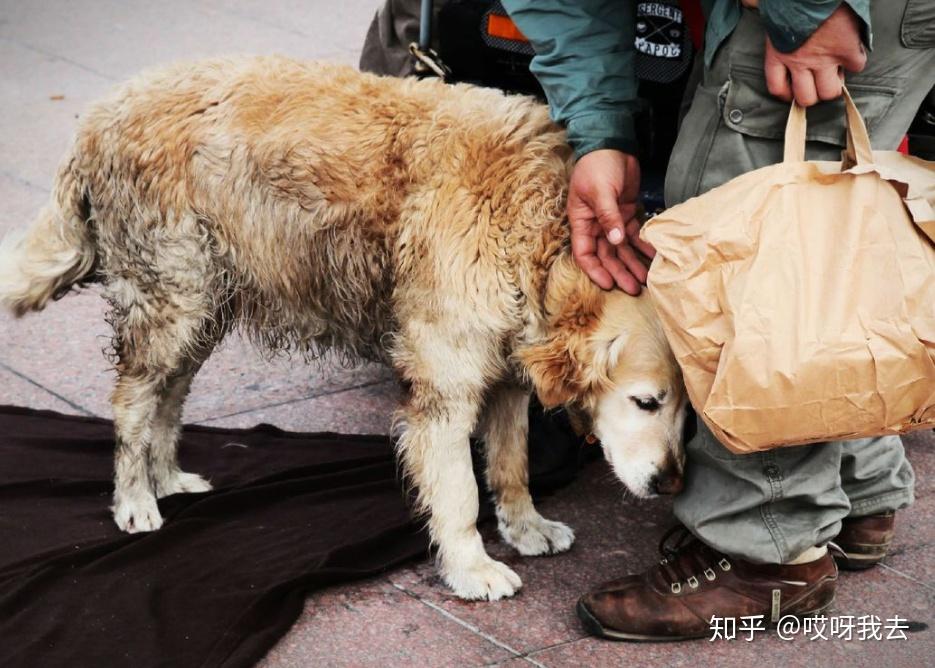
[576,601,701,642]
[833,552,883,571]
[576,598,836,642]
[829,541,887,571]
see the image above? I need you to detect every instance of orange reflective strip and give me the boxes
[486,14,528,42]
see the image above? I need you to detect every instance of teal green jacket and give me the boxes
[501,0,871,158]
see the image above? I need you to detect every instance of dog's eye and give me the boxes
[630,396,660,412]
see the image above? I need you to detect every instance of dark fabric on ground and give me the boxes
[0,405,583,668]
[527,398,588,491]
[0,406,427,668]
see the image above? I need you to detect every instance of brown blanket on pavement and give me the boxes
[0,404,581,668]
[0,406,426,668]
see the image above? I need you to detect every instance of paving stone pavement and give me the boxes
[0,2,932,666]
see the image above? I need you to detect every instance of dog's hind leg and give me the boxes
[111,341,216,530]
[111,370,164,532]
[107,281,219,532]
[481,385,574,556]
[150,359,214,499]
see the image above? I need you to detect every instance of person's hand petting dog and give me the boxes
[569,1,868,291]
[567,149,653,294]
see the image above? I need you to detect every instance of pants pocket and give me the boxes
[663,83,725,206]
[901,0,935,48]
[721,64,899,148]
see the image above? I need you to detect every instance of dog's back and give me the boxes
[1,57,568,363]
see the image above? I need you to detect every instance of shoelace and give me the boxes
[657,525,732,594]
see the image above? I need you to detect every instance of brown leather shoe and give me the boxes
[577,528,837,641]
[831,512,895,571]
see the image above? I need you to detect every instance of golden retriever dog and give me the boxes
[0,57,686,600]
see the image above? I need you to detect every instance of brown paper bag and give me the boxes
[641,90,935,453]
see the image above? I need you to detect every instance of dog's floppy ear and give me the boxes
[522,253,608,407]
[520,333,581,408]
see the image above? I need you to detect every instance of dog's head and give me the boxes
[521,255,687,498]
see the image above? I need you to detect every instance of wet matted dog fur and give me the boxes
[0,58,685,600]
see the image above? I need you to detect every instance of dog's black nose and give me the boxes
[651,471,684,495]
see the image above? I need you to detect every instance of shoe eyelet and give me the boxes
[687,576,699,589]
[704,568,716,581]
[671,582,682,594]
[719,558,732,571]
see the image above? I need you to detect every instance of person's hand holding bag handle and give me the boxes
[742,0,869,107]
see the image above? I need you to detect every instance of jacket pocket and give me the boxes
[902,0,935,48]
[721,64,899,147]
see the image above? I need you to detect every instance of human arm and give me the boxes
[502,0,655,293]
[501,0,640,158]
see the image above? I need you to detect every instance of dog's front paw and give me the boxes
[443,556,522,601]
[499,514,575,556]
[155,470,213,498]
[112,492,163,533]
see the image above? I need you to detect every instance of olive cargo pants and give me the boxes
[668,3,935,563]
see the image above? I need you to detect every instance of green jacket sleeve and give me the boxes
[759,0,871,53]
[501,0,639,159]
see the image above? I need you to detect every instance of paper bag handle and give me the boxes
[783,87,873,165]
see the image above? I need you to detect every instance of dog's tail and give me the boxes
[0,155,96,316]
